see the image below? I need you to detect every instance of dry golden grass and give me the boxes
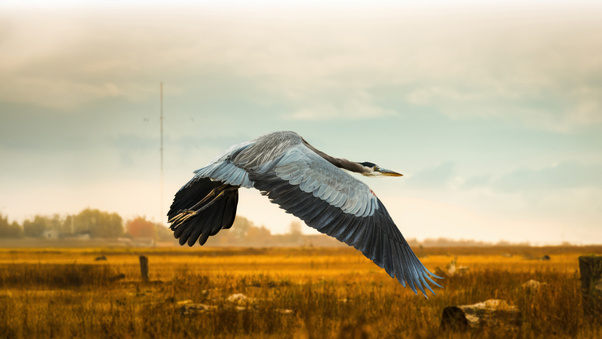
[0,246,600,338]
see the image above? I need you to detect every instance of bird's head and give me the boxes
[357,162,403,177]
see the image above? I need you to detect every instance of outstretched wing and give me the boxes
[249,143,441,297]
[167,141,255,246]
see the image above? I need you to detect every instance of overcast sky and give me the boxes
[1,1,601,244]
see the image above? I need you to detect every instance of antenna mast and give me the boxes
[160,82,164,221]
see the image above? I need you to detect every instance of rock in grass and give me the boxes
[441,299,521,331]
[522,279,546,292]
[435,257,469,277]
[226,293,254,305]
[180,303,217,315]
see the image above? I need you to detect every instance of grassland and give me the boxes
[0,246,600,338]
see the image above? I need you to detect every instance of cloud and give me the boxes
[286,97,396,121]
[407,161,455,189]
[459,161,602,193]
[493,161,602,192]
[461,175,491,190]
[2,5,601,130]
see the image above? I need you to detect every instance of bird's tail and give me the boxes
[167,177,239,246]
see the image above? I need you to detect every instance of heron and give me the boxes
[168,131,441,297]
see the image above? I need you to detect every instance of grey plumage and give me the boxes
[168,131,442,297]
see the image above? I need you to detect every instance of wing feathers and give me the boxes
[269,145,377,218]
[389,242,406,287]
[221,194,238,230]
[250,171,441,297]
[167,177,239,247]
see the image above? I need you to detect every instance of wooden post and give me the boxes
[139,255,149,282]
[579,256,602,321]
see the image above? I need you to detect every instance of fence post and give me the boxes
[579,255,602,322]
[139,255,149,282]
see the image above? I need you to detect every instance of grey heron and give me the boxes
[168,131,441,296]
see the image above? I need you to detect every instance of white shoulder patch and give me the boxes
[193,141,255,188]
[273,144,377,217]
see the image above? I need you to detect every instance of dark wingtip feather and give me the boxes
[168,178,239,247]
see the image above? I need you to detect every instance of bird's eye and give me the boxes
[374,165,380,170]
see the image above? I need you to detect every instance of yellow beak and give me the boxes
[377,168,403,177]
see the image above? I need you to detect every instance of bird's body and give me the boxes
[168,131,441,296]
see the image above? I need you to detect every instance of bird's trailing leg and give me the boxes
[168,183,236,226]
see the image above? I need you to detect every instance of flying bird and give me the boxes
[168,131,441,296]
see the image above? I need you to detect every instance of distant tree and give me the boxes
[203,216,267,246]
[289,221,302,237]
[49,214,62,231]
[154,223,174,241]
[0,214,23,238]
[495,240,512,247]
[61,215,75,236]
[9,221,23,237]
[245,225,272,244]
[287,221,303,244]
[74,209,123,238]
[206,225,236,246]
[126,217,156,238]
[231,216,252,241]
[23,216,47,237]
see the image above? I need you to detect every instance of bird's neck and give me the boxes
[302,139,368,174]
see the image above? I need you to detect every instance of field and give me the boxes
[0,246,600,338]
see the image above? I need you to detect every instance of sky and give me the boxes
[1,1,601,245]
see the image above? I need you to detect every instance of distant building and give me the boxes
[43,229,59,239]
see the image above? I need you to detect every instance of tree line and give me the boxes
[0,209,169,240]
[0,209,308,246]
[0,210,542,247]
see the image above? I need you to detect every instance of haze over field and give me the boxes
[1,1,601,245]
